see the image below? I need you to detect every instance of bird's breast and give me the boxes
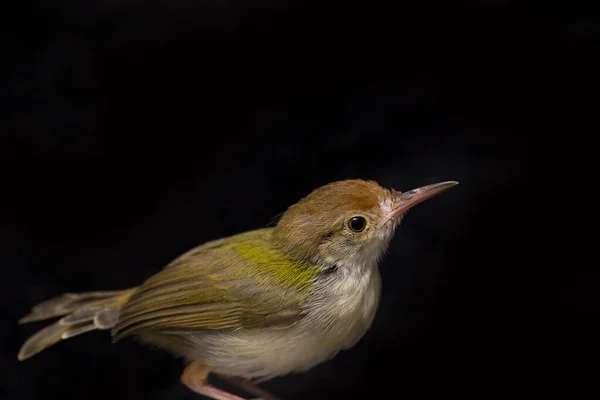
[193,264,382,381]
[308,263,382,349]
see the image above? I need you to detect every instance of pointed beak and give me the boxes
[381,181,459,227]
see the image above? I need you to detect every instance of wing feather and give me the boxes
[112,229,320,341]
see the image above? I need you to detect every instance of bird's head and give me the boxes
[274,179,458,269]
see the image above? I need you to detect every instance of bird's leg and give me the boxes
[217,375,281,400]
[181,360,246,400]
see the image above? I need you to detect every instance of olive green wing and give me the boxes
[112,229,321,341]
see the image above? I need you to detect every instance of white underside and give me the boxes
[180,263,382,381]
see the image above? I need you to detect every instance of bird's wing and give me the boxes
[112,229,321,341]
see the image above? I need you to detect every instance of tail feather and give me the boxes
[18,289,135,361]
[18,290,132,324]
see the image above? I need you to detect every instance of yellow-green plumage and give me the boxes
[111,228,321,341]
[232,240,320,290]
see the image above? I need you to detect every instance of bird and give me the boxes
[17,179,458,400]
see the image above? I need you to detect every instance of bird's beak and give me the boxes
[381,181,459,227]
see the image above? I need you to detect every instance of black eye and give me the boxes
[348,216,367,232]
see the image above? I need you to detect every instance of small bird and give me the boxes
[18,179,458,400]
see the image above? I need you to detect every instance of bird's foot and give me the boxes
[181,360,246,400]
[217,375,280,400]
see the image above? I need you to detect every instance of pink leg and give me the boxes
[188,385,247,400]
[181,361,247,400]
[217,375,281,400]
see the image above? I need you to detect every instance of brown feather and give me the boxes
[18,290,134,360]
[18,290,133,324]
[112,229,319,342]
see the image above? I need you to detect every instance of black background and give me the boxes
[0,1,591,399]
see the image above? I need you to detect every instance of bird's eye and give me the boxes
[348,216,367,232]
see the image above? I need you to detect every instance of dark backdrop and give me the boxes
[0,1,590,399]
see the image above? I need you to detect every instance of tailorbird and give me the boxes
[18,179,458,400]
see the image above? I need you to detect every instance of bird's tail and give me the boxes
[17,289,136,361]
